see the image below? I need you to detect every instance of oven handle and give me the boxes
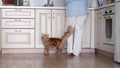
[103,13,115,16]
[103,15,112,19]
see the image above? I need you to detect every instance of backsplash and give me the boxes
[0,0,65,7]
[30,0,65,7]
[50,0,65,7]
[30,0,47,7]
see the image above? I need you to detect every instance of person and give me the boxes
[65,0,90,56]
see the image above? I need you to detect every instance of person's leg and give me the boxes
[66,16,76,54]
[73,15,87,56]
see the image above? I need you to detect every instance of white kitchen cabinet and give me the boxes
[95,9,104,48]
[81,10,96,48]
[2,29,34,48]
[36,9,66,48]
[51,10,66,37]
[81,12,91,48]
[1,8,35,49]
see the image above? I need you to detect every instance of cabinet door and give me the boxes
[36,10,51,48]
[2,29,34,48]
[81,12,91,48]
[52,10,66,38]
[95,9,104,48]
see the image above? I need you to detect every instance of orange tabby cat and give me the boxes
[41,26,73,55]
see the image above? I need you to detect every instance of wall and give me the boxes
[29,0,65,7]
[30,0,47,7]
[50,0,65,7]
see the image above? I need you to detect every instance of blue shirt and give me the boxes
[65,0,89,16]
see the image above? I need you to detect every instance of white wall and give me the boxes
[50,0,65,7]
[29,0,65,7]
[29,0,47,7]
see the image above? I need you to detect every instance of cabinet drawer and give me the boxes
[2,19,35,28]
[2,29,34,48]
[2,9,35,18]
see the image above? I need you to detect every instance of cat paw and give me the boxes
[57,53,61,55]
[44,53,49,55]
[44,51,49,55]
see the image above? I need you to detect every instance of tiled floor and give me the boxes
[0,53,120,68]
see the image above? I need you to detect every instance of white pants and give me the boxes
[66,15,87,56]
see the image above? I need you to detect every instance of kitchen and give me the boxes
[0,0,120,68]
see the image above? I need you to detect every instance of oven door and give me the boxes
[103,14,115,45]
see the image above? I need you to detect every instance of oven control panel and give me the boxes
[104,6,115,15]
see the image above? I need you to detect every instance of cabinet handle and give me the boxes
[15,30,22,32]
[15,30,17,32]
[15,9,21,11]
[15,19,21,21]
[19,30,22,32]
[53,17,55,19]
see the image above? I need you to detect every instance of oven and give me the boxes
[103,6,115,45]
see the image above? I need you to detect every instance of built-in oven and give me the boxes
[103,6,115,46]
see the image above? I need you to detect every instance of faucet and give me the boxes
[47,0,50,6]
[44,0,54,7]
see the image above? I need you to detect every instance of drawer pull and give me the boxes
[15,9,21,11]
[53,17,55,19]
[15,30,18,32]
[15,30,22,32]
[15,19,21,21]
[19,30,21,32]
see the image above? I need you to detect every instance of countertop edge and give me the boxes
[0,3,116,10]
[0,6,66,10]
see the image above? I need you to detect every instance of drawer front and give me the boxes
[2,19,35,28]
[2,9,35,18]
[2,29,34,48]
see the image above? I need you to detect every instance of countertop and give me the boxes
[0,6,66,10]
[0,3,116,10]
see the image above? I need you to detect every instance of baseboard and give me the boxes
[82,48,95,53]
[95,49,114,58]
[2,48,95,54]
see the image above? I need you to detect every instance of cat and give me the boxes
[41,26,73,55]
